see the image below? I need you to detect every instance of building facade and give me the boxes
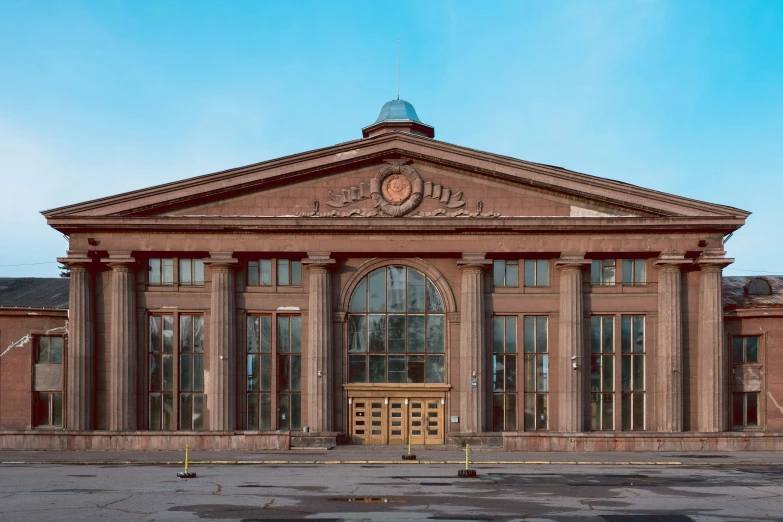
[2,100,782,451]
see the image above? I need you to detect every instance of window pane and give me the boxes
[348,315,368,352]
[163,393,174,430]
[493,260,505,287]
[149,354,161,392]
[387,266,406,312]
[732,338,744,364]
[536,394,547,430]
[426,315,444,353]
[291,261,302,286]
[635,260,646,284]
[426,355,445,383]
[278,394,289,430]
[260,393,271,430]
[194,355,204,392]
[260,316,271,353]
[524,354,535,392]
[602,394,613,431]
[368,315,386,352]
[621,316,631,353]
[747,394,758,426]
[52,393,63,426]
[633,393,644,430]
[162,354,173,391]
[506,354,517,392]
[388,355,406,383]
[194,259,204,284]
[523,316,535,353]
[622,259,633,285]
[247,354,259,391]
[348,355,367,383]
[603,264,615,285]
[591,354,601,394]
[621,393,631,431]
[524,393,535,429]
[290,316,301,353]
[493,316,505,354]
[733,393,744,427]
[149,394,161,430]
[493,394,505,431]
[407,315,425,352]
[505,393,517,431]
[426,279,445,312]
[248,261,259,286]
[278,317,290,353]
[260,355,271,391]
[524,260,535,287]
[180,315,192,352]
[506,261,518,287]
[50,337,63,363]
[278,355,290,391]
[180,259,192,285]
[537,355,548,391]
[291,394,302,430]
[290,355,301,391]
[603,316,613,353]
[149,258,161,284]
[181,354,192,391]
[38,337,50,363]
[591,260,600,285]
[506,317,517,353]
[621,355,631,392]
[36,392,50,426]
[493,354,504,392]
[247,317,259,353]
[149,316,161,353]
[247,393,259,430]
[369,354,386,383]
[537,260,548,286]
[368,268,386,312]
[746,337,759,363]
[163,316,174,353]
[633,316,645,353]
[388,315,406,352]
[536,317,547,353]
[260,259,271,286]
[407,355,425,383]
[162,259,174,284]
[407,269,425,313]
[277,259,290,285]
[590,317,601,353]
[194,316,204,353]
[603,354,614,392]
[349,278,367,312]
[180,394,193,430]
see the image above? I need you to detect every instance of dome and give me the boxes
[374,99,423,123]
[362,98,435,139]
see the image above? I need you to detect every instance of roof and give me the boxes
[723,276,783,309]
[0,278,70,310]
[373,99,423,123]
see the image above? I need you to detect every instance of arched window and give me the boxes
[347,266,446,384]
[747,278,772,296]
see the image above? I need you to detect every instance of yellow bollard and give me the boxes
[177,444,197,478]
[458,441,476,477]
[402,428,417,460]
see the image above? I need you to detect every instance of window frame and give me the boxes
[33,335,65,428]
[493,259,519,288]
[523,315,549,431]
[621,259,647,286]
[148,257,206,287]
[732,336,760,365]
[523,259,550,287]
[732,392,760,429]
[246,258,303,288]
[591,259,617,286]
[620,315,645,431]
[492,316,518,431]
[589,316,615,431]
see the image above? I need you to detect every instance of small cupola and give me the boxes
[362,99,435,139]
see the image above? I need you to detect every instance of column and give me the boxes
[554,253,591,432]
[205,253,238,431]
[697,249,733,432]
[653,252,690,432]
[456,254,492,433]
[303,252,336,433]
[57,251,94,430]
[102,252,137,431]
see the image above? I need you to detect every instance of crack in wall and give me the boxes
[0,324,68,358]
[766,391,783,416]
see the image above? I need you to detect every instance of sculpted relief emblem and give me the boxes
[297,159,500,218]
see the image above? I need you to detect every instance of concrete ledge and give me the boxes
[501,432,783,452]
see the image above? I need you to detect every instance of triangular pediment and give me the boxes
[43,132,749,227]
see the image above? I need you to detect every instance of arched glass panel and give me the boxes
[347,266,446,383]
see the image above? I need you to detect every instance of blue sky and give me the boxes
[1,0,781,277]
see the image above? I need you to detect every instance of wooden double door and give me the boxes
[348,393,446,445]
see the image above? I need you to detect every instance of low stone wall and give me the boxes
[502,432,783,452]
[0,431,291,451]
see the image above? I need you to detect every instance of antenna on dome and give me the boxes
[397,38,400,100]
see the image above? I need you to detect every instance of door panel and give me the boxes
[348,393,445,445]
[388,399,407,445]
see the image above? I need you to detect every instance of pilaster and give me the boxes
[653,253,691,432]
[101,252,137,431]
[456,253,492,433]
[302,252,336,433]
[204,253,238,431]
[57,251,94,430]
[696,250,733,432]
[554,253,591,433]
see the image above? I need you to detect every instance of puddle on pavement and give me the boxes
[328,497,405,503]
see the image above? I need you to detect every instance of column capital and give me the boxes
[555,252,592,270]
[697,249,734,270]
[654,252,692,270]
[100,251,136,270]
[303,252,336,269]
[57,250,94,268]
[456,253,492,270]
[204,252,239,270]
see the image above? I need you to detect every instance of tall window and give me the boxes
[733,393,759,428]
[493,260,518,287]
[247,316,272,430]
[524,316,548,430]
[149,315,204,430]
[590,316,614,430]
[524,260,549,287]
[492,316,517,431]
[621,259,646,285]
[347,266,445,384]
[732,335,761,429]
[179,259,205,286]
[34,336,64,427]
[591,259,616,286]
[277,315,302,430]
[620,315,645,430]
